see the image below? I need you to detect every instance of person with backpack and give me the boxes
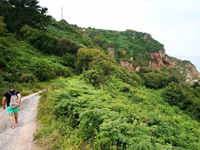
[2,85,21,129]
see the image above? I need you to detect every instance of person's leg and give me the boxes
[9,113,15,126]
[14,113,18,124]
[13,107,19,124]
[7,106,15,128]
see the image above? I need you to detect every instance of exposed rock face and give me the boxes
[149,49,176,69]
[118,47,199,82]
[120,60,141,72]
[122,50,126,54]
[185,63,199,82]
[108,47,115,58]
[120,61,135,71]
[136,66,140,71]
[149,49,199,82]
[132,33,136,40]
[142,34,152,39]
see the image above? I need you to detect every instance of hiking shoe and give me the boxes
[15,121,18,125]
[11,125,15,129]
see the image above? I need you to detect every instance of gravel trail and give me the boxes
[0,91,42,150]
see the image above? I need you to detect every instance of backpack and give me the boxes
[8,91,19,109]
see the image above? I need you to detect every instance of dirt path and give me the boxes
[0,91,43,150]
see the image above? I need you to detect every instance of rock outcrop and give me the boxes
[149,49,199,81]
[185,63,199,82]
[149,49,176,69]
[108,47,115,58]
[118,48,199,82]
[120,60,140,72]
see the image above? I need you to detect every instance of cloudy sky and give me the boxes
[39,0,200,71]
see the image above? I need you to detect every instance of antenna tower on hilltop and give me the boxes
[61,7,63,20]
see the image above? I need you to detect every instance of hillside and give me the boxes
[1,1,200,149]
[80,28,200,82]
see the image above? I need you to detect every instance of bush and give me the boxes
[27,31,59,54]
[193,82,200,89]
[82,69,104,86]
[76,48,144,86]
[48,20,90,46]
[20,25,37,38]
[0,16,7,35]
[61,53,76,68]
[31,59,72,81]
[143,72,160,89]
[19,72,37,83]
[26,29,80,56]
[75,48,108,74]
[56,38,80,56]
[163,82,189,109]
[142,70,176,89]
[0,35,73,83]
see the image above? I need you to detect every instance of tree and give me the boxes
[0,16,7,35]
[0,0,51,32]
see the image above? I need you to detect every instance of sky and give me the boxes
[39,0,200,72]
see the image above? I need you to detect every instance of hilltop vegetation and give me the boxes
[83,28,163,65]
[1,0,200,149]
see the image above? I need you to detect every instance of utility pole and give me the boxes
[61,7,63,20]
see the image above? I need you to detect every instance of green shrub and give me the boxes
[138,67,154,76]
[19,72,37,83]
[48,20,91,46]
[30,59,72,81]
[56,38,80,56]
[20,25,37,38]
[161,67,185,82]
[78,109,105,139]
[97,117,134,149]
[75,48,108,74]
[27,31,59,54]
[142,70,176,89]
[76,48,143,86]
[0,16,7,35]
[163,82,189,109]
[82,69,104,86]
[0,35,73,83]
[193,82,200,89]
[143,72,161,89]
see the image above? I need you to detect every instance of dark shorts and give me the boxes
[7,106,18,114]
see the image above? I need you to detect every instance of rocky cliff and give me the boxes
[185,63,199,82]
[105,29,199,82]
[149,50,199,82]
[113,48,199,82]
[120,60,140,72]
[149,49,175,69]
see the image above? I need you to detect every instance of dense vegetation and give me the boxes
[35,46,200,149]
[82,29,163,66]
[1,1,200,149]
[0,0,51,32]
[36,77,200,150]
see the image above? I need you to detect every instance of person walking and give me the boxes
[2,85,21,129]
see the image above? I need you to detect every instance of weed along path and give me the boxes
[0,91,43,150]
